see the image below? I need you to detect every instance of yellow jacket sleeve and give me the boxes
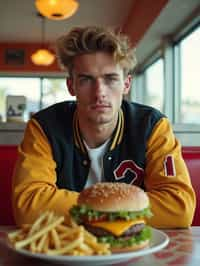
[145,117,196,228]
[12,118,79,226]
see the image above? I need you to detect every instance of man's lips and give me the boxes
[91,103,111,110]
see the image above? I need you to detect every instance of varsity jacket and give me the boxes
[12,100,196,227]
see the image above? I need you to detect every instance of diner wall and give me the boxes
[0,122,199,146]
[0,123,25,145]
[0,42,61,73]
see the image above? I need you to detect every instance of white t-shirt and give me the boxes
[84,139,110,188]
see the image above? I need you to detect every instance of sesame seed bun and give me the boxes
[78,182,149,212]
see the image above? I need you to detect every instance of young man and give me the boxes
[12,26,196,227]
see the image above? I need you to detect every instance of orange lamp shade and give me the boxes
[35,0,79,20]
[31,49,55,66]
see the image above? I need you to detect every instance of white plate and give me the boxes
[7,228,169,266]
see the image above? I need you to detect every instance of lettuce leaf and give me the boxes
[70,204,153,223]
[98,226,152,247]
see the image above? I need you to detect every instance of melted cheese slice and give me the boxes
[91,219,145,236]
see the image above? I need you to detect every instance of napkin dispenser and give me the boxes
[6,95,26,122]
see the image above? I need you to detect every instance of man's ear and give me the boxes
[66,78,75,96]
[123,74,132,95]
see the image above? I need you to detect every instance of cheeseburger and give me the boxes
[70,182,152,253]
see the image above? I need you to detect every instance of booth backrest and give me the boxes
[182,147,200,226]
[0,145,18,225]
[0,145,199,225]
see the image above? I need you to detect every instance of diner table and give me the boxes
[0,226,200,265]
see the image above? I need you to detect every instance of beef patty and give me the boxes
[83,223,145,237]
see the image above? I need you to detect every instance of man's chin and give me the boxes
[89,114,112,125]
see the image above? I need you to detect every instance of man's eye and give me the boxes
[105,76,118,83]
[80,77,89,82]
[79,77,92,84]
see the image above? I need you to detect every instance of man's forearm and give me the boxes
[13,184,79,226]
[146,187,196,228]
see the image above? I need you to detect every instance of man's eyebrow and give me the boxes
[104,73,120,77]
[76,73,120,79]
[77,73,93,79]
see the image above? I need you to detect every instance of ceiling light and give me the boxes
[31,49,55,66]
[35,0,79,20]
[31,15,55,66]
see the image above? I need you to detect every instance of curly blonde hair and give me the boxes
[56,26,137,77]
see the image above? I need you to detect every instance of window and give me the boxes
[179,27,200,123]
[128,21,200,147]
[0,77,40,121]
[0,77,75,122]
[144,59,164,112]
[41,78,75,109]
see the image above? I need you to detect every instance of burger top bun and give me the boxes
[78,182,149,212]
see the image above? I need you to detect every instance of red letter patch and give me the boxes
[164,155,176,176]
[114,160,144,184]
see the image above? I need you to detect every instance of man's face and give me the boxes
[68,52,131,126]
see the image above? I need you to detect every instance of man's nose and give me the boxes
[94,78,106,97]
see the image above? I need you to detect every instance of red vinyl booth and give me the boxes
[0,145,18,225]
[182,147,200,226]
[0,145,199,225]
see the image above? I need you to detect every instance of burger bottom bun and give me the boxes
[111,239,150,254]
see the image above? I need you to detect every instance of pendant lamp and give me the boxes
[35,0,79,20]
[31,49,55,66]
[31,15,55,66]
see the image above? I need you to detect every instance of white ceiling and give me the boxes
[0,0,134,42]
[0,0,199,65]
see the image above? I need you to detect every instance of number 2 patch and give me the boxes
[164,155,176,176]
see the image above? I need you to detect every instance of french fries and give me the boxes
[7,211,111,256]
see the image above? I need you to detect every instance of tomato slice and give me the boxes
[83,214,108,223]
